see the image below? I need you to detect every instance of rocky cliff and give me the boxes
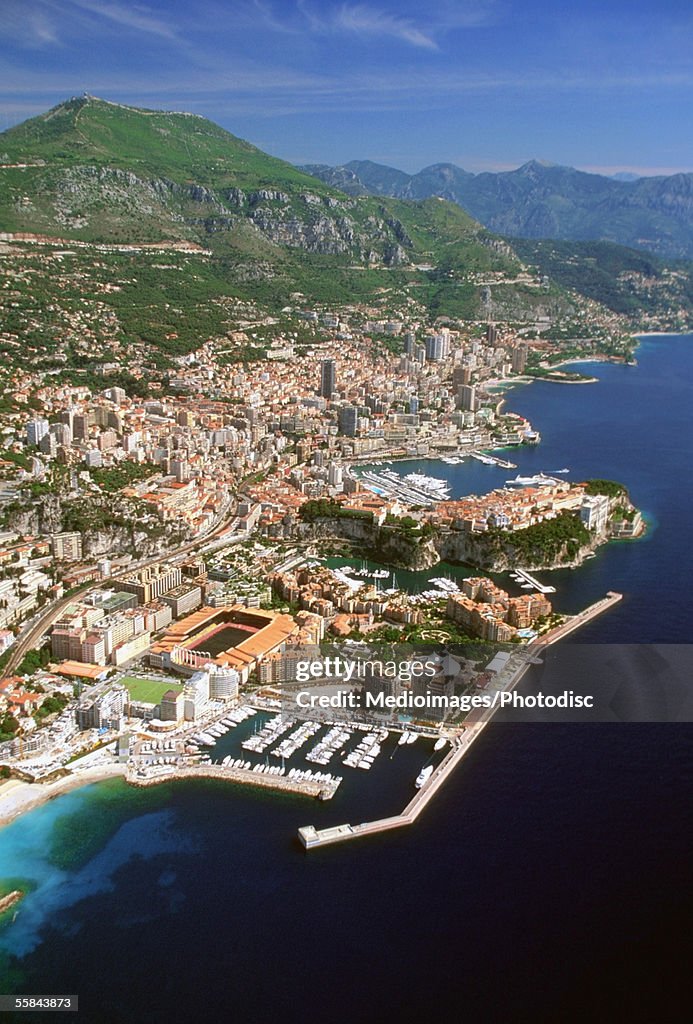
[293,514,615,573]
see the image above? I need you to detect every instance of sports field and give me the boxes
[120,677,183,704]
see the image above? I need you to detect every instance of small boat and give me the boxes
[406,733,417,744]
[415,765,434,789]
[398,731,409,746]
[433,737,447,752]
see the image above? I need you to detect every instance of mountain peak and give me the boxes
[516,158,563,174]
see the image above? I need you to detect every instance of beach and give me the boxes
[0,763,127,829]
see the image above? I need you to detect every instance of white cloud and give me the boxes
[2,2,61,47]
[66,0,177,40]
[290,1,439,49]
[332,4,438,50]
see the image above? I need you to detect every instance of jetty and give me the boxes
[298,592,623,849]
[513,568,557,594]
[128,762,340,800]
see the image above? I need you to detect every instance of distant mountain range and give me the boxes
[300,159,693,259]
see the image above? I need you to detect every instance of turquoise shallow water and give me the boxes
[0,780,194,960]
[0,335,691,1023]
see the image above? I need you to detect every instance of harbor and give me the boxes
[298,591,623,849]
[358,467,451,506]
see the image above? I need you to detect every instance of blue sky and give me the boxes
[1,0,692,176]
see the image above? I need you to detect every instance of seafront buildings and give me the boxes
[0,308,568,619]
[0,302,640,779]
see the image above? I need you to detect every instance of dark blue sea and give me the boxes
[1,336,692,1023]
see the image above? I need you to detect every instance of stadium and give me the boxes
[149,605,299,679]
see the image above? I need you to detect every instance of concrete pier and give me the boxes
[128,762,340,800]
[298,592,623,849]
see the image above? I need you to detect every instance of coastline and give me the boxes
[0,333,660,838]
[0,763,127,830]
[635,331,683,337]
[539,357,611,370]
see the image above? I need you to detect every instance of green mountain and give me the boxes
[1,95,589,331]
[301,157,693,259]
[0,95,482,263]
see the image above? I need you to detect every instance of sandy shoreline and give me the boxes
[635,331,683,337]
[544,357,611,370]
[0,763,127,830]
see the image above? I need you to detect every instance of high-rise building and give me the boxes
[208,666,240,700]
[511,343,528,374]
[459,384,478,412]
[75,686,127,730]
[171,459,190,483]
[338,405,359,436]
[486,324,497,345]
[39,432,57,456]
[26,418,49,446]
[72,414,90,441]
[328,462,344,487]
[51,532,83,562]
[50,423,72,445]
[85,449,102,468]
[114,564,182,604]
[425,333,450,362]
[452,365,472,390]
[320,359,336,399]
[104,386,127,406]
[159,689,184,722]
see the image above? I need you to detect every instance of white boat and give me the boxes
[505,473,555,487]
[406,733,417,744]
[415,765,434,789]
[433,737,447,751]
[398,731,409,746]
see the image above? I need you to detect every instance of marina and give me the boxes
[306,725,353,765]
[343,729,388,770]
[271,720,322,760]
[358,468,451,506]
[298,592,623,849]
[242,713,297,753]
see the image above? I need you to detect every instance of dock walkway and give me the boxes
[128,762,339,800]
